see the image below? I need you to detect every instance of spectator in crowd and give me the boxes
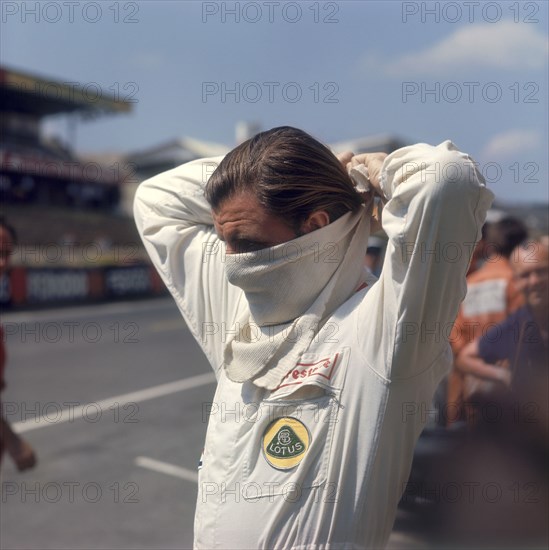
[364,235,385,277]
[446,216,528,425]
[0,217,37,471]
[441,238,549,548]
[464,208,509,275]
[456,238,548,442]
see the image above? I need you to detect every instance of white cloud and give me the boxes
[364,22,548,77]
[481,129,542,159]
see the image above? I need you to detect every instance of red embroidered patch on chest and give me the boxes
[276,353,340,390]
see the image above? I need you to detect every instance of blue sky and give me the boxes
[2,1,548,203]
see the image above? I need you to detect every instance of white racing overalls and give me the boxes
[134,141,493,549]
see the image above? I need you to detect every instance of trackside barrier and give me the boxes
[0,264,167,309]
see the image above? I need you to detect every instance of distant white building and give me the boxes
[235,121,261,144]
[126,137,230,181]
[330,134,410,155]
[122,137,230,216]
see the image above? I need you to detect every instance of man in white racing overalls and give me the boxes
[134,126,493,549]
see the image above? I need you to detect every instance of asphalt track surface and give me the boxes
[1,297,426,550]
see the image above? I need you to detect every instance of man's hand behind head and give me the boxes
[347,153,387,198]
[341,152,388,234]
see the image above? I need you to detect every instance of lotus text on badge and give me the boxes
[262,417,310,470]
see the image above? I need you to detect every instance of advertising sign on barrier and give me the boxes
[0,264,166,309]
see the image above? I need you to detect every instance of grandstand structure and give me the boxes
[0,65,132,212]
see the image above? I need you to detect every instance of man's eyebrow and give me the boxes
[229,233,274,250]
[224,228,256,242]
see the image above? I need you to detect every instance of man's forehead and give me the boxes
[211,193,271,244]
[212,192,262,223]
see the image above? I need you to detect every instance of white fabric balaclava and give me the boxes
[223,197,373,390]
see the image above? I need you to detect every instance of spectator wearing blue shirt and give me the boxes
[457,238,548,444]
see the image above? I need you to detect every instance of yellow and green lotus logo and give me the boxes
[262,417,310,470]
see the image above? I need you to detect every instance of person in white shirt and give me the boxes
[134,126,493,549]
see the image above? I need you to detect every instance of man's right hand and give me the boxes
[346,153,387,198]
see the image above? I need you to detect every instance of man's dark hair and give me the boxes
[486,216,528,258]
[205,126,363,227]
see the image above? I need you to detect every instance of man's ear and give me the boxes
[301,210,330,234]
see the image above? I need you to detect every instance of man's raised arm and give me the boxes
[357,141,494,379]
[133,156,244,373]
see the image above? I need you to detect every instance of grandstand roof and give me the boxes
[0,65,133,117]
